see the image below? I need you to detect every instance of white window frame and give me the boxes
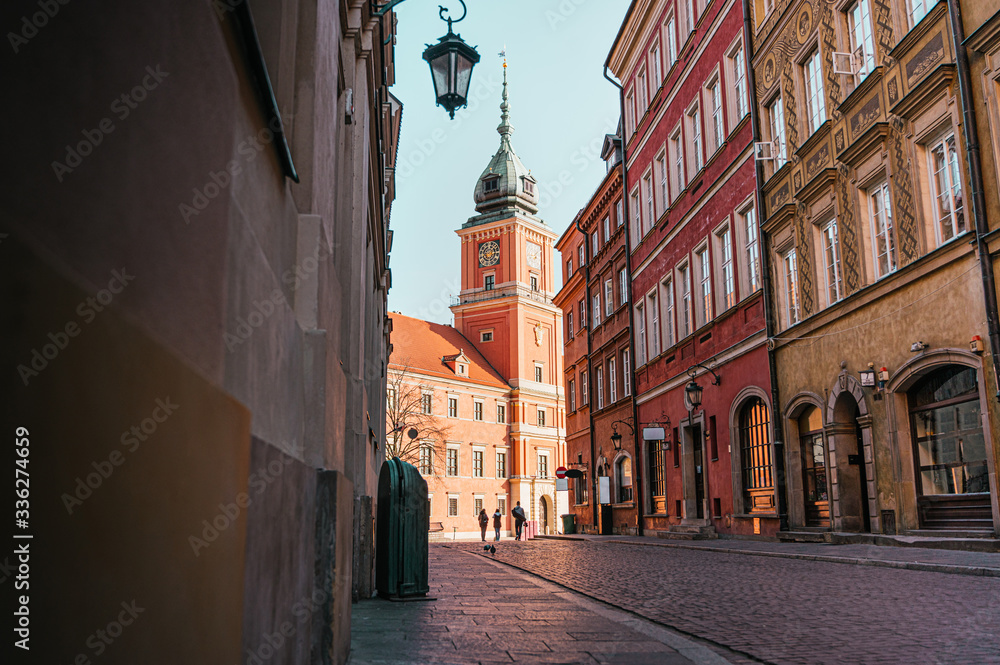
[687,101,703,173]
[767,94,787,168]
[820,216,843,306]
[637,303,647,365]
[605,279,614,316]
[596,366,605,409]
[868,179,897,279]
[649,291,660,358]
[716,223,736,311]
[804,48,827,135]
[665,14,678,65]
[609,357,618,403]
[728,39,749,122]
[619,268,629,305]
[472,447,484,478]
[656,150,668,215]
[908,0,930,27]
[848,0,877,82]
[637,66,648,116]
[783,248,801,327]
[623,350,632,397]
[927,131,966,245]
[679,262,692,338]
[643,170,654,235]
[695,245,712,327]
[474,399,484,421]
[603,215,611,244]
[663,276,676,349]
[581,370,589,404]
[593,292,601,327]
[670,125,685,198]
[706,73,724,155]
[650,41,662,87]
[568,378,576,411]
[740,201,761,295]
[616,198,625,227]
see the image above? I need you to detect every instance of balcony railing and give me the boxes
[452,284,552,306]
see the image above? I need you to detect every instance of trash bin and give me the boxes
[375,457,429,598]
[561,514,576,535]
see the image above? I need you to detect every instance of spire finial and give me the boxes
[498,49,512,145]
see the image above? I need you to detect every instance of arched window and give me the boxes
[799,406,828,527]
[647,441,666,513]
[910,365,991,529]
[739,397,773,513]
[616,455,633,503]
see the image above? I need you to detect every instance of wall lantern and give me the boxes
[610,418,634,453]
[421,1,480,119]
[685,363,721,413]
[373,0,480,120]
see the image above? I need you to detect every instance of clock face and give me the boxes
[479,241,500,267]
[526,242,541,269]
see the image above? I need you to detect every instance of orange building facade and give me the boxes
[389,66,567,538]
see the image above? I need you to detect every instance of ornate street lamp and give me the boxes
[684,362,720,413]
[372,0,480,119]
[421,1,480,119]
[610,427,623,452]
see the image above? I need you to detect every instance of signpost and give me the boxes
[555,466,567,479]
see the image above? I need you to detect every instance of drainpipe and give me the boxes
[948,0,1000,401]
[574,211,599,531]
[604,65,645,537]
[742,0,789,531]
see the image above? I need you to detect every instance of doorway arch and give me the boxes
[539,495,551,535]
[826,368,877,533]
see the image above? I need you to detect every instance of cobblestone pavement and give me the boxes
[447,539,1000,665]
[350,545,740,665]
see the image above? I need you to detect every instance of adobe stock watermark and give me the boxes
[188,453,295,556]
[179,113,290,224]
[243,584,341,665]
[50,65,170,182]
[536,113,619,210]
[7,0,71,54]
[72,600,145,661]
[16,268,135,386]
[545,0,592,30]
[61,397,180,515]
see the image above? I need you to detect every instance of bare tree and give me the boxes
[385,362,450,468]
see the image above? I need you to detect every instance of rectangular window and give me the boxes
[447,448,459,476]
[643,172,654,235]
[651,43,662,86]
[708,78,723,153]
[622,350,632,397]
[530,275,538,291]
[567,259,573,278]
[679,263,692,338]
[496,452,507,478]
[497,403,506,423]
[609,358,617,403]
[581,370,589,404]
[567,312,574,338]
[596,366,604,409]
[696,247,712,327]
[473,450,483,477]
[579,298,586,329]
[474,497,483,516]
[578,244,585,268]
[625,90,635,136]
[804,49,826,135]
[743,205,761,293]
[421,393,432,414]
[419,445,432,475]
[684,0,694,34]
[568,378,576,411]
[666,15,678,64]
[537,453,549,478]
[671,128,685,195]
[484,274,495,290]
[605,279,614,316]
[637,67,648,115]
[630,189,641,243]
[481,330,493,342]
[603,216,611,244]
[718,227,736,310]
[574,473,588,504]
[537,408,546,427]
[535,364,543,383]
[619,268,628,305]
[849,0,876,81]
[649,292,660,357]
[688,104,702,173]
[616,198,624,227]
[474,401,483,421]
[663,277,676,348]
[768,95,787,166]
[821,218,843,305]
[592,231,599,255]
[637,303,647,365]
[448,496,458,517]
[869,180,897,278]
[731,42,748,120]
[784,248,800,326]
[928,133,966,244]
[909,0,929,26]
[497,496,506,515]
[656,152,668,214]
[448,397,458,418]
[593,293,601,327]
[387,387,396,410]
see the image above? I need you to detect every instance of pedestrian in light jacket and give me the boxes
[478,509,489,542]
[492,509,502,541]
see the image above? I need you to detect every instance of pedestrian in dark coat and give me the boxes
[512,501,527,540]
[478,509,489,541]
[492,509,502,541]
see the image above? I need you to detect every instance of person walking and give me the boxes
[492,508,502,541]
[478,508,489,542]
[512,501,527,540]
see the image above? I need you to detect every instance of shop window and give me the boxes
[616,456,633,503]
[740,397,774,513]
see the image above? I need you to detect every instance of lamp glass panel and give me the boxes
[454,53,474,99]
[429,52,450,98]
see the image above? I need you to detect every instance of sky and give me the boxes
[387,0,629,324]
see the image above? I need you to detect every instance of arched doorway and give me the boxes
[539,495,550,535]
[799,405,829,527]
[830,394,871,533]
[908,365,992,530]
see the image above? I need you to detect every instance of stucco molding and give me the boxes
[826,368,869,423]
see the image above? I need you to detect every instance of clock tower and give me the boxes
[451,64,566,527]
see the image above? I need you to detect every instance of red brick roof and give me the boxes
[389,314,509,389]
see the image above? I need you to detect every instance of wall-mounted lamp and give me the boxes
[685,362,720,413]
[610,418,634,452]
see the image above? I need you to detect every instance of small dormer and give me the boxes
[521,174,536,196]
[482,174,500,195]
[443,349,471,377]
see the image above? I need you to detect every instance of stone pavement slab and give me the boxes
[458,539,1000,665]
[349,544,735,665]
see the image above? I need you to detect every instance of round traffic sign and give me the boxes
[555,466,567,479]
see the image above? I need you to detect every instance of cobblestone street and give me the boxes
[445,539,1000,665]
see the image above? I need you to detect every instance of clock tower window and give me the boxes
[484,274,495,290]
[530,275,538,291]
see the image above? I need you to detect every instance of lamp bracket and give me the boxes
[686,362,721,386]
[610,418,634,434]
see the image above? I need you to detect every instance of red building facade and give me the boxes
[608,0,779,538]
